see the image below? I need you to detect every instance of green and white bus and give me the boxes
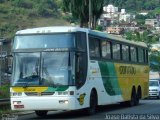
[10,26,149,116]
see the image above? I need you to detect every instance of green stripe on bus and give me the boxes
[45,86,69,92]
[98,61,122,96]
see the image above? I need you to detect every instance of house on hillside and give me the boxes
[145,19,160,27]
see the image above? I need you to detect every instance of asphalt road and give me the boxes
[3,99,160,120]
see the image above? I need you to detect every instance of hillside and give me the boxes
[104,0,160,12]
[1,0,160,39]
[0,0,69,39]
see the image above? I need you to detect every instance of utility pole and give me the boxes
[89,0,92,29]
[0,39,3,86]
[0,39,4,87]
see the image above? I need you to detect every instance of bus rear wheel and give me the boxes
[86,91,97,115]
[35,110,48,117]
[121,89,136,107]
[128,89,136,106]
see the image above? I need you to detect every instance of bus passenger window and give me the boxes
[130,47,137,62]
[89,37,100,58]
[75,52,87,89]
[101,41,111,59]
[138,48,144,63]
[112,43,120,60]
[122,45,129,61]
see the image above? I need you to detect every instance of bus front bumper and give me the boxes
[11,96,77,111]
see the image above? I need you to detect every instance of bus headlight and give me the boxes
[11,92,22,96]
[59,100,69,104]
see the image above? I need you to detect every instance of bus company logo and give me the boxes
[119,66,136,75]
[77,93,86,105]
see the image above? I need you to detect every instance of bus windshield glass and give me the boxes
[12,52,72,86]
[13,33,75,49]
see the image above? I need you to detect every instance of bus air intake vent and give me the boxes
[41,92,55,96]
[25,92,55,96]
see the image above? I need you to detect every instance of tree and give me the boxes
[62,0,104,29]
[91,0,103,29]
[124,30,159,49]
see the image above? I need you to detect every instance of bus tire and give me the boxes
[126,88,136,107]
[35,110,48,117]
[86,90,97,115]
[135,87,141,105]
[130,88,136,106]
[135,93,139,105]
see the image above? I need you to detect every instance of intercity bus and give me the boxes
[10,26,149,117]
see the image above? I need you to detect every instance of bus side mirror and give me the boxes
[5,65,12,74]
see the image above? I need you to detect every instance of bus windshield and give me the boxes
[13,33,75,49]
[12,52,72,86]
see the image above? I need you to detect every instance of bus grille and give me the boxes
[24,92,55,96]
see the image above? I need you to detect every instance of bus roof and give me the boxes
[16,26,88,35]
[89,30,147,48]
[16,26,147,48]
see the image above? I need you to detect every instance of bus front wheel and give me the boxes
[35,110,48,117]
[86,90,97,115]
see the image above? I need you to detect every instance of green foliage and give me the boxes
[0,4,8,14]
[96,25,103,31]
[62,0,104,28]
[62,14,78,23]
[104,0,160,11]
[37,4,53,17]
[124,30,159,48]
[12,0,34,9]
[0,0,5,3]
[0,84,10,99]
[0,0,69,39]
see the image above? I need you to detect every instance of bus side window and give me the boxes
[112,43,120,60]
[122,45,129,61]
[101,40,111,59]
[75,52,87,89]
[130,46,137,62]
[138,48,144,63]
[89,36,100,58]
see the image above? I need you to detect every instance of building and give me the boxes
[145,19,159,27]
[103,4,118,13]
[119,14,131,23]
[106,26,124,35]
[138,12,148,16]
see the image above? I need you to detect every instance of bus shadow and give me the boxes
[32,103,144,119]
